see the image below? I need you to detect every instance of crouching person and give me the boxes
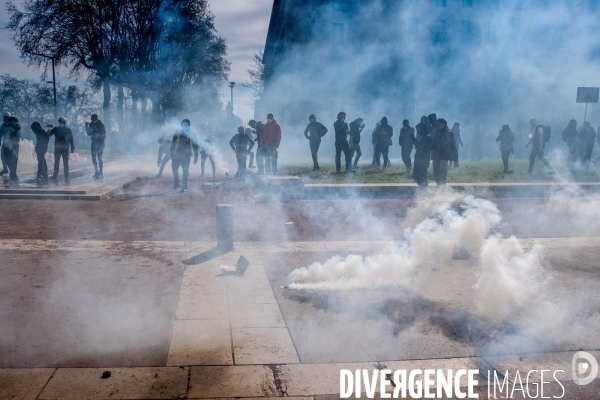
[230,126,255,179]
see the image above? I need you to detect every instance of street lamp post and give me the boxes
[24,51,57,124]
[229,82,235,112]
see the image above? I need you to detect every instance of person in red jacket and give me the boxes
[261,113,282,175]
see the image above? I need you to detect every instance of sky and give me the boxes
[0,0,273,121]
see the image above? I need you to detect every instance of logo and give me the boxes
[572,351,598,386]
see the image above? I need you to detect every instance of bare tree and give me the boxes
[242,49,265,106]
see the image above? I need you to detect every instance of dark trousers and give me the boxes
[401,146,413,170]
[501,150,511,170]
[581,145,594,169]
[235,151,247,178]
[158,154,171,176]
[36,151,48,180]
[335,140,352,173]
[310,141,321,169]
[2,145,19,181]
[256,146,266,173]
[351,143,362,167]
[527,147,553,173]
[91,141,105,175]
[201,154,215,177]
[0,146,6,172]
[263,145,278,174]
[172,157,191,188]
[247,151,255,167]
[412,161,429,188]
[432,159,449,186]
[374,144,390,168]
[53,148,70,179]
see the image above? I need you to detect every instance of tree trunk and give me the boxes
[103,80,111,131]
[141,96,148,131]
[117,84,124,134]
[131,91,138,134]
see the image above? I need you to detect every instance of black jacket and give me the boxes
[230,133,255,153]
[334,120,349,143]
[51,126,75,151]
[86,120,106,143]
[399,126,414,148]
[431,128,458,161]
[304,121,328,143]
[562,124,578,148]
[410,133,433,164]
[171,130,199,161]
[349,120,364,145]
[374,123,393,147]
[32,123,51,153]
[254,122,265,146]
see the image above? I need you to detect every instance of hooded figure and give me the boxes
[0,112,12,175]
[399,119,414,174]
[50,117,75,182]
[230,126,255,179]
[170,119,199,192]
[496,124,515,173]
[427,114,437,134]
[373,117,393,170]
[31,121,51,181]
[349,118,365,170]
[261,113,282,175]
[371,122,381,166]
[156,137,172,178]
[85,114,106,179]
[304,114,328,171]
[431,118,458,186]
[410,116,433,188]
[524,117,554,175]
[334,112,352,173]
[562,119,578,167]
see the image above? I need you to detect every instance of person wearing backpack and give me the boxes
[524,117,554,175]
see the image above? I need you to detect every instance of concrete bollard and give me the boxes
[216,204,233,251]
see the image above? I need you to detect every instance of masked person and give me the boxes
[578,121,596,170]
[2,116,21,185]
[156,137,172,178]
[170,119,199,192]
[449,122,463,169]
[410,117,433,188]
[261,114,281,175]
[199,135,216,178]
[349,118,365,171]
[431,118,459,186]
[50,117,75,182]
[334,112,352,174]
[399,119,414,174]
[562,119,579,168]
[230,126,255,179]
[249,119,265,175]
[31,122,51,183]
[304,114,328,171]
[496,124,515,173]
[427,114,437,134]
[0,112,12,175]
[374,117,393,170]
[85,114,106,180]
[524,117,554,175]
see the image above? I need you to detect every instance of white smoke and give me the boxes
[18,139,88,164]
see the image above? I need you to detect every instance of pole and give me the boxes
[230,85,234,111]
[584,102,588,124]
[52,57,57,124]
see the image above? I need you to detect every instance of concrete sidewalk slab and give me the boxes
[166,319,233,366]
[38,367,188,399]
[188,365,278,398]
[0,368,54,400]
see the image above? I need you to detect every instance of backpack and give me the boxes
[542,125,551,142]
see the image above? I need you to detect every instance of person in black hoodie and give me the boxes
[230,126,255,179]
[374,117,393,170]
[31,121,51,182]
[411,116,433,187]
[399,119,414,174]
[431,118,458,186]
[170,119,199,192]
[304,114,328,171]
[561,119,578,168]
[427,114,437,134]
[334,112,352,174]
[496,124,515,173]
[2,116,21,184]
[50,117,75,182]
[349,118,365,170]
